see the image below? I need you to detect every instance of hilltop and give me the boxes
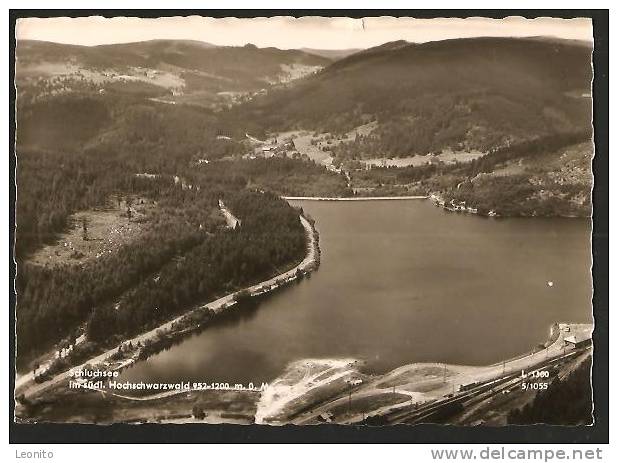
[299,47,363,60]
[14,39,334,158]
[227,36,592,155]
[16,39,332,108]
[14,36,594,217]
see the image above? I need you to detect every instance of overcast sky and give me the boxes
[16,16,593,49]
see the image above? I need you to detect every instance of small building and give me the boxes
[564,335,592,348]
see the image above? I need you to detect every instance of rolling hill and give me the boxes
[299,47,363,60]
[228,37,593,155]
[14,36,594,217]
[14,39,335,158]
[16,39,332,108]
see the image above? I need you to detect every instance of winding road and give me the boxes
[16,214,317,401]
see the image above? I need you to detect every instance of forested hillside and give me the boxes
[15,39,332,364]
[15,101,242,259]
[347,131,592,216]
[16,169,308,366]
[84,190,305,344]
[17,91,245,154]
[16,39,331,109]
[225,37,592,155]
[14,35,595,368]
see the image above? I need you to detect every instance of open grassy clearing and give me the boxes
[29,196,156,267]
[362,149,486,168]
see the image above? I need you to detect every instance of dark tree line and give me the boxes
[16,147,134,257]
[16,127,338,365]
[17,176,307,365]
[355,130,591,188]
[220,38,592,155]
[85,190,305,343]
[15,88,253,259]
[194,158,350,197]
[16,179,222,362]
[444,130,592,179]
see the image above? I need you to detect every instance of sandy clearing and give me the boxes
[255,358,357,424]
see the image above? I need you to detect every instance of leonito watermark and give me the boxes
[15,449,54,459]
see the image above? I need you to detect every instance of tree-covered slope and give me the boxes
[228,37,592,155]
[16,39,331,96]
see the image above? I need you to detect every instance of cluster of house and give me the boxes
[561,324,593,349]
[326,163,344,174]
[563,335,592,349]
[254,140,296,159]
[430,194,479,214]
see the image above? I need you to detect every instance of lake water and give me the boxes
[119,200,592,387]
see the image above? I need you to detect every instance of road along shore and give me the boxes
[16,212,320,401]
[255,323,593,425]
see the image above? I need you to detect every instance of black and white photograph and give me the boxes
[8,8,609,449]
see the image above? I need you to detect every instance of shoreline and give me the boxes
[283,195,428,201]
[16,212,320,400]
[256,323,593,424]
[17,200,590,423]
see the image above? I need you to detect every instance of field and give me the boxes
[280,131,334,165]
[362,150,486,168]
[29,196,156,268]
[276,123,378,166]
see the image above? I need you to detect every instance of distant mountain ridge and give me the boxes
[299,47,363,60]
[17,39,330,68]
[229,36,593,155]
[16,39,332,106]
[14,36,594,218]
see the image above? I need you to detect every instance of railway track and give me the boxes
[371,347,589,425]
